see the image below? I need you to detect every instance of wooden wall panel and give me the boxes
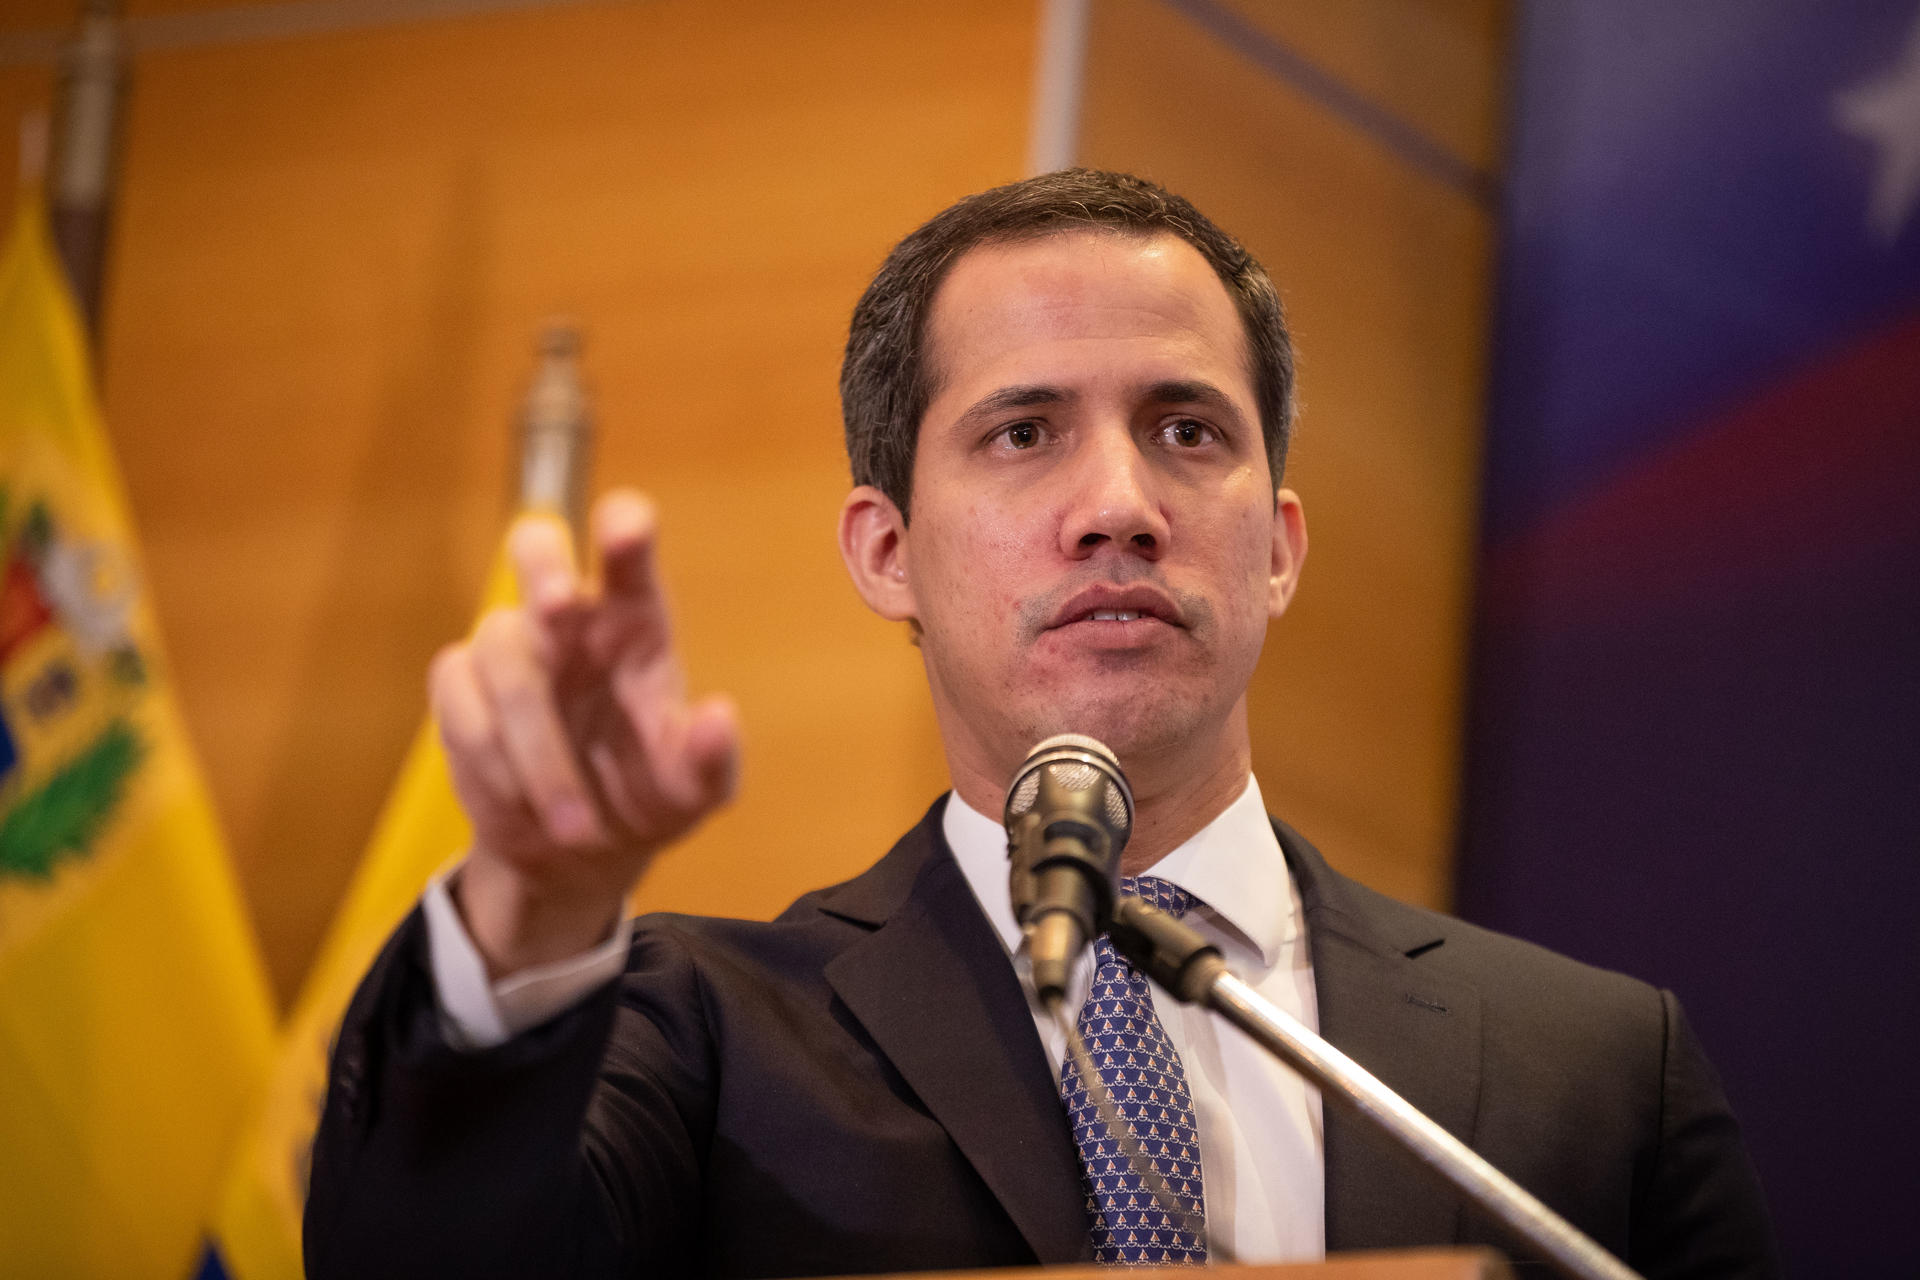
[0,4,73,35]
[1078,0,1506,907]
[1219,0,1507,171]
[0,75,55,191]
[9,0,1036,1002]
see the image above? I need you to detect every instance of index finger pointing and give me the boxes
[593,489,661,604]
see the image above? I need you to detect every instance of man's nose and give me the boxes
[1059,428,1169,559]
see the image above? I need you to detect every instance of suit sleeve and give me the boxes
[303,907,717,1279]
[1629,991,1782,1279]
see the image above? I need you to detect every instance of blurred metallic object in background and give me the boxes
[50,0,126,341]
[517,320,594,539]
[1027,0,1089,176]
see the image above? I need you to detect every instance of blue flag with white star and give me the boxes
[1457,2,1920,1272]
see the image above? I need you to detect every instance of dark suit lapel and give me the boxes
[821,805,1089,1264]
[1276,820,1484,1252]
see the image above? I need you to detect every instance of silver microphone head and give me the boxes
[1002,733,1134,845]
[1003,734,1135,1000]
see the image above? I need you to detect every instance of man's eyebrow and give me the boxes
[953,381,1244,428]
[957,385,1073,424]
[1143,380,1241,416]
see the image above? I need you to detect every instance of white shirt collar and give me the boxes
[942,773,1298,968]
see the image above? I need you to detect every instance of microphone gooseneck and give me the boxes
[1001,733,1134,1003]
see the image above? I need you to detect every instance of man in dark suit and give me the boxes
[305,171,1778,1277]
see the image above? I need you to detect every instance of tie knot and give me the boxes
[1121,874,1194,918]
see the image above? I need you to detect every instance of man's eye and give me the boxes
[1002,422,1041,449]
[1163,419,1214,447]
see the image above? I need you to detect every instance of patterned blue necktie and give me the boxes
[1058,875,1208,1265]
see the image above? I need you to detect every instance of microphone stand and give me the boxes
[1108,895,1642,1280]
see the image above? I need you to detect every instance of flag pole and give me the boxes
[516,319,594,540]
[49,0,126,344]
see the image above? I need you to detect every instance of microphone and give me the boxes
[1002,734,1134,1004]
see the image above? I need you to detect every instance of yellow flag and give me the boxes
[209,549,516,1280]
[0,197,276,1276]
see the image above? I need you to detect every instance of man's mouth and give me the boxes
[1045,585,1187,631]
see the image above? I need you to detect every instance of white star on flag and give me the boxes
[1835,7,1920,242]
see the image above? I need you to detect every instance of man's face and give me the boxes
[869,229,1304,789]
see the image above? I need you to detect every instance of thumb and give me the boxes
[683,695,741,808]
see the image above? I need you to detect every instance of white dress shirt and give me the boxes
[941,777,1324,1263]
[422,774,1324,1263]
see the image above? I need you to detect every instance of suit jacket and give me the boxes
[305,799,1778,1278]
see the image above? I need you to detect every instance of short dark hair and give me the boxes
[840,169,1295,519]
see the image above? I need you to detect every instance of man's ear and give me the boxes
[1268,487,1308,618]
[839,485,917,622]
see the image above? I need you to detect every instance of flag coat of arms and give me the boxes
[0,196,276,1275]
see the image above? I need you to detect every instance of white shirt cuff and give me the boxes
[421,866,633,1051]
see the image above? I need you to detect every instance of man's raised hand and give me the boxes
[432,489,740,978]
